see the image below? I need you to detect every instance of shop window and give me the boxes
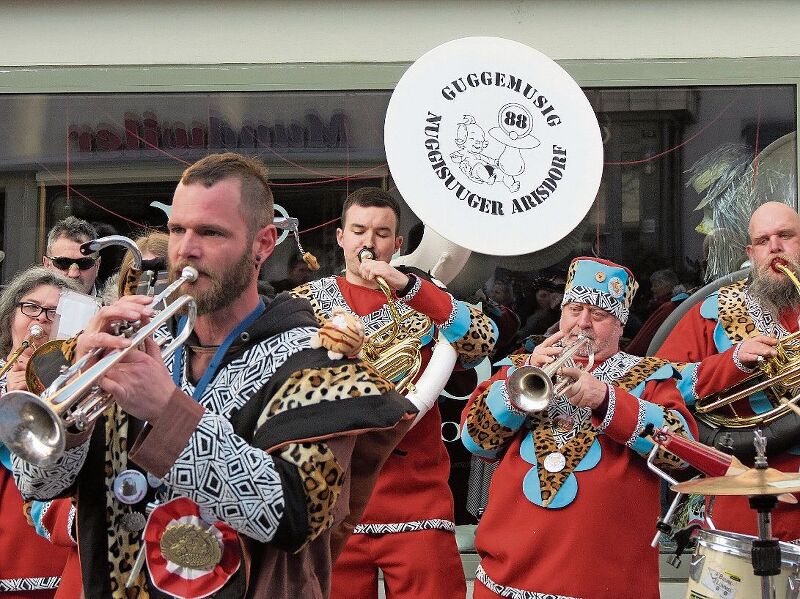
[0,85,795,526]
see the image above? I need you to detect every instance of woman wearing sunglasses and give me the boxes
[0,266,82,598]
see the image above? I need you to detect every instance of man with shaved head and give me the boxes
[659,200,800,543]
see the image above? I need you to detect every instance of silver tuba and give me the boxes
[0,267,198,466]
[506,334,595,414]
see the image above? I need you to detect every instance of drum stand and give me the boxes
[750,434,781,599]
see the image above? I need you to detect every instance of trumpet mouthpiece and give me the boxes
[180,266,199,282]
[771,258,789,273]
[358,247,376,262]
[29,324,45,338]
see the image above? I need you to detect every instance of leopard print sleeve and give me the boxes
[649,409,693,471]
[289,283,328,326]
[447,305,499,367]
[462,372,526,458]
[253,360,410,549]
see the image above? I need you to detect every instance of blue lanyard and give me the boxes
[172,301,265,399]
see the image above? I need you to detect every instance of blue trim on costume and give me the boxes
[0,444,11,471]
[700,292,720,320]
[749,390,774,415]
[420,323,435,346]
[713,321,735,352]
[440,301,471,343]
[629,399,667,454]
[520,434,602,509]
[676,363,699,406]
[569,261,631,291]
[494,357,514,368]
[461,428,500,459]
[29,501,50,539]
[630,363,679,397]
[671,292,690,302]
[487,379,526,430]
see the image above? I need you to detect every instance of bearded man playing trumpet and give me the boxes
[11,153,416,599]
[462,257,697,599]
[658,201,800,543]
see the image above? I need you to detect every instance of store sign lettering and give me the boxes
[69,112,349,153]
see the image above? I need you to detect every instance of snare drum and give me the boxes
[686,529,800,599]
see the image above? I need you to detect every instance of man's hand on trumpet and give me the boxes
[74,296,155,361]
[97,335,176,423]
[73,295,176,423]
[525,330,567,367]
[560,367,608,411]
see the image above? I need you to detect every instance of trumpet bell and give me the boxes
[0,390,65,466]
[505,334,593,415]
[506,366,553,413]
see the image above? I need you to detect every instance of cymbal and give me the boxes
[672,468,800,501]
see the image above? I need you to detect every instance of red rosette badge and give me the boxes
[144,497,241,599]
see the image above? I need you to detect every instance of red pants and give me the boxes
[330,529,466,599]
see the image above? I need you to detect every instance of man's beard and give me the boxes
[171,250,254,315]
[749,256,800,314]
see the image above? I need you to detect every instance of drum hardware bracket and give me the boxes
[664,522,702,569]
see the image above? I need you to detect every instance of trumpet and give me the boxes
[0,325,46,379]
[506,334,595,414]
[0,267,198,466]
[357,247,430,393]
[694,259,800,429]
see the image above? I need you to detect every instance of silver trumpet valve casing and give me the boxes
[0,267,198,467]
[506,334,595,414]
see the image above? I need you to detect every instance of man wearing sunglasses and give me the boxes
[42,217,100,295]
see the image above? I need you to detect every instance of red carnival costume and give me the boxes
[0,366,79,599]
[294,268,497,599]
[461,257,697,599]
[658,279,800,542]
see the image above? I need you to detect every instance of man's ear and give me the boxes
[336,228,344,249]
[254,224,278,263]
[394,235,404,253]
[745,244,754,261]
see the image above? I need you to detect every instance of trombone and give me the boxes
[0,267,198,466]
[0,325,46,379]
[506,334,595,414]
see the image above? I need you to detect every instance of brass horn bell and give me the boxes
[506,334,594,414]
